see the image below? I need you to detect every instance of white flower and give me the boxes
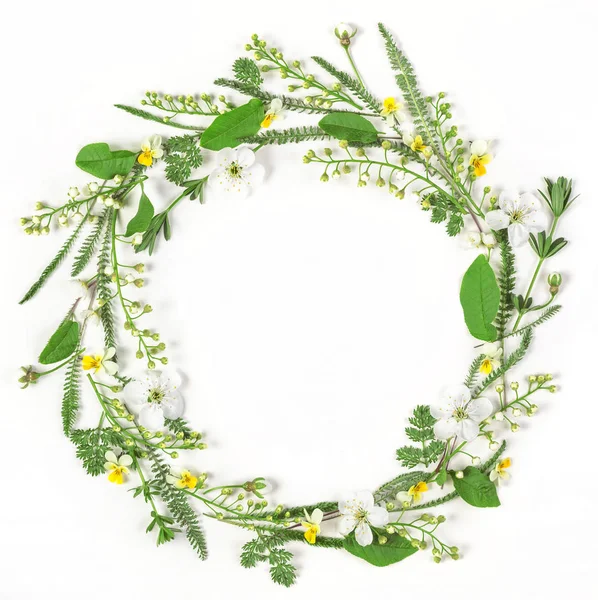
[72,279,92,300]
[469,140,492,177]
[207,147,265,198]
[124,370,184,430]
[132,233,143,246]
[335,23,355,39]
[81,306,101,325]
[461,229,482,249]
[87,182,99,194]
[431,384,493,442]
[338,491,389,547]
[481,232,496,248]
[261,98,284,129]
[81,348,117,376]
[104,450,133,484]
[489,458,511,485]
[138,135,164,167]
[485,191,548,247]
[72,212,84,223]
[68,187,80,199]
[479,342,503,374]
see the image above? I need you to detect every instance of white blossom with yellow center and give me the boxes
[301,508,324,544]
[468,140,492,177]
[138,135,164,167]
[104,450,133,485]
[207,147,265,198]
[338,491,389,547]
[260,98,284,129]
[81,347,117,375]
[489,457,512,485]
[479,342,503,374]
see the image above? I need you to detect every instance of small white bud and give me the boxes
[68,187,80,199]
[72,212,84,223]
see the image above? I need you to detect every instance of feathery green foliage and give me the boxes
[374,471,430,504]
[240,529,297,587]
[71,209,108,277]
[240,126,333,145]
[19,215,89,304]
[396,405,445,468]
[97,212,117,351]
[505,305,562,338]
[164,135,203,185]
[378,23,439,152]
[149,450,208,560]
[61,353,81,435]
[495,237,516,338]
[232,57,263,87]
[464,355,484,389]
[71,427,124,475]
[114,104,201,130]
[424,192,465,236]
[311,56,381,112]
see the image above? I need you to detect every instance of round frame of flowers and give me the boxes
[18,23,573,587]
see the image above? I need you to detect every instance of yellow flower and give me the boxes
[469,140,492,177]
[380,97,406,123]
[403,132,429,154]
[104,450,133,485]
[260,98,283,129]
[301,508,323,544]
[81,348,117,375]
[396,481,428,505]
[479,343,503,375]
[138,135,164,167]
[490,457,511,484]
[166,469,199,490]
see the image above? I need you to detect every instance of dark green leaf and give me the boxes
[200,99,264,151]
[318,112,379,143]
[75,143,136,179]
[39,320,80,364]
[343,535,417,566]
[452,466,500,508]
[460,254,500,341]
[124,190,155,237]
[435,469,448,487]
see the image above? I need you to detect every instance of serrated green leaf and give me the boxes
[125,190,154,237]
[318,112,379,143]
[200,99,264,151]
[452,466,500,508]
[75,143,136,179]
[460,254,500,342]
[343,535,417,566]
[39,320,80,364]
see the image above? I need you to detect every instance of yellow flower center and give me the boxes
[383,97,399,113]
[411,136,427,153]
[227,162,243,179]
[82,355,103,372]
[469,153,491,177]
[452,407,468,422]
[179,471,198,489]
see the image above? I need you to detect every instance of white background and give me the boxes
[1,0,597,597]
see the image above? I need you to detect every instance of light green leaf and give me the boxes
[124,190,155,237]
[452,466,500,508]
[200,99,264,151]
[343,535,417,566]
[39,320,80,365]
[459,254,500,342]
[75,143,137,179]
[318,112,379,143]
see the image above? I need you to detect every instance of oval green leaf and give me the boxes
[343,534,417,566]
[125,189,155,237]
[452,466,500,508]
[318,112,379,143]
[459,254,500,342]
[75,143,137,179]
[39,320,80,365]
[200,99,264,151]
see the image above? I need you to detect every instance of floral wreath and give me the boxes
[18,23,574,587]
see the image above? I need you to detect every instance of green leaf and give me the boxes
[75,143,137,179]
[343,535,417,566]
[39,320,80,365]
[200,99,264,151]
[124,190,155,237]
[460,254,500,342]
[318,112,379,143]
[435,469,448,487]
[452,466,500,508]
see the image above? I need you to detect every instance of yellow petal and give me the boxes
[499,457,512,470]
[479,359,493,374]
[414,481,428,493]
[261,113,275,129]
[82,355,101,371]
[108,468,124,485]
[138,151,153,166]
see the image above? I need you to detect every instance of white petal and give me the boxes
[338,515,358,536]
[368,506,389,527]
[124,380,148,412]
[457,418,480,441]
[244,163,265,188]
[104,347,116,360]
[105,450,118,464]
[161,393,184,419]
[270,98,283,113]
[396,491,410,503]
[311,508,324,524]
[355,521,373,546]
[467,396,494,422]
[119,454,133,467]
[498,190,518,212]
[485,209,510,231]
[441,384,471,405]
[508,222,530,247]
[355,491,374,511]
[236,146,256,168]
[207,166,226,190]
[434,418,458,440]
[103,360,118,376]
[518,191,540,210]
[470,140,488,156]
[524,208,548,233]
[138,404,165,430]
[152,148,164,159]
[215,148,236,164]
[149,135,162,150]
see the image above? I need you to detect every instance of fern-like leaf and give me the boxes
[61,353,81,435]
[114,104,201,131]
[19,215,89,304]
[504,305,562,338]
[71,209,108,277]
[494,237,516,337]
[240,126,333,145]
[97,211,117,351]
[232,57,263,87]
[378,23,439,153]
